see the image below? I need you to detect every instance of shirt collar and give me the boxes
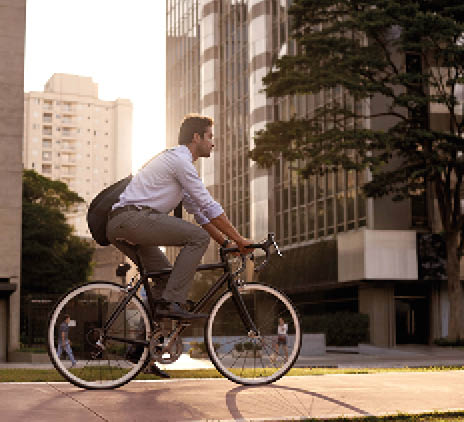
[178,145,193,162]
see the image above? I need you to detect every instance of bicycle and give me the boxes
[47,233,302,389]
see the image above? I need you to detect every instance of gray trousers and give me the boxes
[106,208,210,303]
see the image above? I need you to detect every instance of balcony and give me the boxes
[337,229,418,282]
[61,130,75,138]
[61,104,75,113]
[60,169,76,177]
[42,127,52,136]
[61,143,76,151]
[61,117,75,126]
[61,155,77,165]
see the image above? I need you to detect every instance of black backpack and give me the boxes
[87,175,133,246]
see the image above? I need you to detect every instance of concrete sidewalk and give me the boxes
[2,344,464,370]
[1,371,464,421]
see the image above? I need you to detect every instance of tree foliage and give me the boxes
[22,170,94,295]
[250,0,464,339]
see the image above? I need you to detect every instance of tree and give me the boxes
[250,0,464,339]
[22,170,95,295]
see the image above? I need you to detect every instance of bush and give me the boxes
[302,312,369,346]
[189,341,219,357]
[242,341,262,351]
[434,337,464,347]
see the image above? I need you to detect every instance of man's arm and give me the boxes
[202,213,252,254]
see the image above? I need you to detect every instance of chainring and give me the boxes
[149,329,183,364]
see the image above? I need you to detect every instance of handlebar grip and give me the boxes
[222,247,240,254]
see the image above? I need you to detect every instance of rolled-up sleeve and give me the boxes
[177,161,224,224]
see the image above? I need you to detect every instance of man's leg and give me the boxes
[108,209,210,305]
[57,342,62,358]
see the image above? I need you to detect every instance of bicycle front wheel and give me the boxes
[47,281,151,389]
[205,283,301,385]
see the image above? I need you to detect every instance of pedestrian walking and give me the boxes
[57,314,76,368]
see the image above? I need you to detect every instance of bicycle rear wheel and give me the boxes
[47,281,151,389]
[205,283,301,385]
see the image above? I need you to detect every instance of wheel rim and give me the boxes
[48,282,150,388]
[206,284,301,385]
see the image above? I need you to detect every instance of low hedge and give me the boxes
[302,312,369,346]
[434,337,464,347]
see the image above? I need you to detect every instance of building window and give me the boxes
[42,139,52,149]
[42,126,52,136]
[42,164,52,173]
[42,151,52,161]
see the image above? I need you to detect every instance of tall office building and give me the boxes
[24,74,133,237]
[0,0,25,362]
[167,0,462,347]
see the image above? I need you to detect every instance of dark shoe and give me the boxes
[145,362,170,378]
[156,301,208,320]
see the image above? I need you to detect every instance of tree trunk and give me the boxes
[446,231,464,341]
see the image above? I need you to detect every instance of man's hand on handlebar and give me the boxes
[231,237,255,256]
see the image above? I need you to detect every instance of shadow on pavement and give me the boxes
[225,383,373,421]
[13,382,208,422]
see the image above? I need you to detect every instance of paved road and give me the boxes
[2,370,464,421]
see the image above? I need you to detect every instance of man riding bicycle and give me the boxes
[106,114,253,375]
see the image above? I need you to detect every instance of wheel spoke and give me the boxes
[48,282,150,389]
[206,284,301,385]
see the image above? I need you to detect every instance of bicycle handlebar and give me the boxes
[220,233,283,276]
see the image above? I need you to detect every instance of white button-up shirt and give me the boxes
[114,145,224,225]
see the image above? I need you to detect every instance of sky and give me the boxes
[24,0,166,172]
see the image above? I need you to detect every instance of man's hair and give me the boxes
[178,114,213,145]
[64,314,70,320]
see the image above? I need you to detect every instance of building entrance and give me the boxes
[395,296,429,344]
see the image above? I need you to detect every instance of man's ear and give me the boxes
[192,132,201,143]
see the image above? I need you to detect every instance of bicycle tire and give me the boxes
[205,283,301,385]
[47,281,151,390]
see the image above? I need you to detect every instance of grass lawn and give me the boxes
[300,412,464,421]
[1,365,463,383]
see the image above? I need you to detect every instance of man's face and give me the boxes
[197,126,214,158]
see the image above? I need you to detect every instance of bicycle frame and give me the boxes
[102,250,258,348]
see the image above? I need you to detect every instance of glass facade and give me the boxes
[217,0,251,238]
[166,0,367,251]
[270,2,367,246]
[166,0,201,148]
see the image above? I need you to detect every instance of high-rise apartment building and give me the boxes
[24,74,132,237]
[167,0,462,347]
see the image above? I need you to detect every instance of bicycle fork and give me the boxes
[230,281,259,337]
